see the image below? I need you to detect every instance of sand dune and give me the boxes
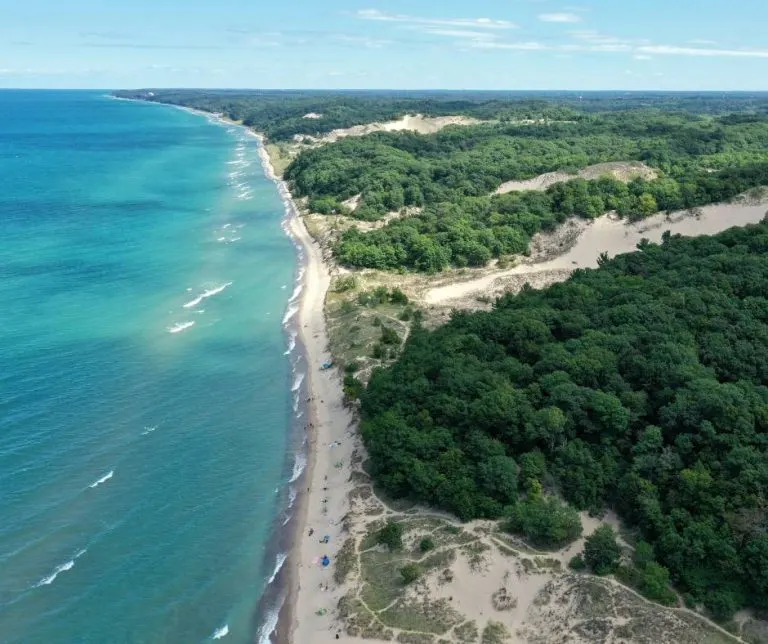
[426,200,768,306]
[494,161,658,195]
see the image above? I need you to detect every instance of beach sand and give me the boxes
[255,140,361,643]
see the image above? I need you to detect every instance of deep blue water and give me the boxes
[0,91,301,643]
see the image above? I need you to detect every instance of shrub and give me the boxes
[389,287,409,304]
[380,326,400,345]
[343,375,364,401]
[333,275,358,293]
[400,563,421,585]
[569,554,586,571]
[339,300,356,314]
[419,537,436,553]
[344,361,361,374]
[584,525,621,575]
[377,521,404,550]
[505,485,582,549]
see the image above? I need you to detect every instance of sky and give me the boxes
[1,0,767,90]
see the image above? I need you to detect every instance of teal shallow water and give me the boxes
[0,91,300,642]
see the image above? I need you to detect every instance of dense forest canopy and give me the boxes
[361,222,768,618]
[284,112,768,271]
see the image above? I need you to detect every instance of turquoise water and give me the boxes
[0,91,301,642]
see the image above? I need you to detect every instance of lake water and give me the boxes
[0,91,302,642]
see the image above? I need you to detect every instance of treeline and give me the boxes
[335,163,768,272]
[285,111,768,220]
[113,89,768,142]
[114,89,577,141]
[361,223,768,618]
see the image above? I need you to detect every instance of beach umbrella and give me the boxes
[321,555,330,567]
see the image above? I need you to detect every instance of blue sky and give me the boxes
[1,0,767,89]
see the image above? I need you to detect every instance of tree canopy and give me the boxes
[361,222,768,617]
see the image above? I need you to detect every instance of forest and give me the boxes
[283,111,768,271]
[361,223,768,618]
[114,89,768,141]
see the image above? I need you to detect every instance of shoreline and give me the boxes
[253,129,357,644]
[133,97,332,644]
[107,96,323,643]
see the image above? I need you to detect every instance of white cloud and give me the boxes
[637,44,768,58]
[539,13,581,23]
[469,41,546,50]
[634,54,653,60]
[419,28,499,40]
[356,9,518,30]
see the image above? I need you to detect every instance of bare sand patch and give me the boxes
[494,161,658,195]
[294,114,483,145]
[425,200,768,307]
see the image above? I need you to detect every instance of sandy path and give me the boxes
[426,202,768,306]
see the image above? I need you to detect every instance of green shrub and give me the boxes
[584,525,621,575]
[343,375,364,401]
[400,563,421,585]
[419,537,436,553]
[378,521,404,550]
[380,326,400,345]
[569,554,586,571]
[334,275,359,292]
[505,486,582,549]
[389,287,409,304]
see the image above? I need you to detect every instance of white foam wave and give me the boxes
[168,321,195,334]
[282,304,299,325]
[183,282,233,309]
[288,486,297,509]
[289,453,306,483]
[283,332,297,355]
[288,283,303,304]
[89,471,113,488]
[257,595,285,644]
[282,514,292,526]
[267,553,288,585]
[36,549,87,587]
[291,372,305,393]
[141,425,158,436]
[212,624,229,640]
[183,283,232,308]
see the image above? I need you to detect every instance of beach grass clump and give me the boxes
[400,563,422,585]
[397,633,435,643]
[481,620,511,644]
[379,597,461,635]
[421,549,456,572]
[454,620,479,643]
[334,537,357,585]
[360,551,407,611]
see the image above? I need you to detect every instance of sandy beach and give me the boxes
[255,140,362,643]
